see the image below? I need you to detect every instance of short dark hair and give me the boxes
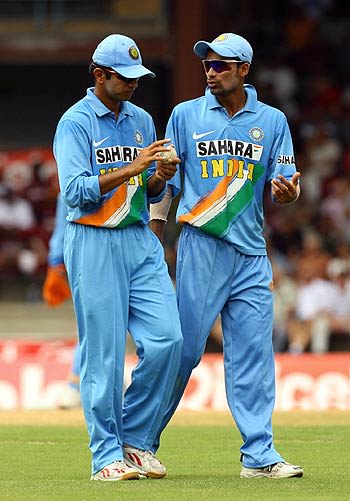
[89,62,113,82]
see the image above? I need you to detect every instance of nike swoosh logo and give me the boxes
[192,130,216,140]
[93,136,110,147]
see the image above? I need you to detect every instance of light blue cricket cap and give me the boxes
[193,33,253,64]
[92,34,155,78]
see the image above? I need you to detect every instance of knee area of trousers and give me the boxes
[160,324,183,348]
[165,330,183,353]
[144,333,182,362]
[172,330,183,350]
[171,334,183,359]
[181,351,200,372]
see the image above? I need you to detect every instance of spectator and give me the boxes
[300,121,343,204]
[325,259,350,349]
[320,176,350,243]
[255,53,299,119]
[0,187,35,231]
[287,274,337,354]
[271,263,298,353]
[0,187,37,281]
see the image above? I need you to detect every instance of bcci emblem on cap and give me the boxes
[214,34,229,42]
[129,46,139,60]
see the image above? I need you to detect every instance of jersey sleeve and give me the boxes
[267,113,297,184]
[146,119,167,204]
[47,193,68,266]
[164,107,183,198]
[54,119,101,209]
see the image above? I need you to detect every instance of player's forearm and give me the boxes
[150,186,173,221]
[149,219,166,243]
[99,141,173,195]
[99,164,141,194]
[149,186,173,242]
[147,173,166,198]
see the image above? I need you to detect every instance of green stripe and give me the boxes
[117,173,147,228]
[200,164,265,237]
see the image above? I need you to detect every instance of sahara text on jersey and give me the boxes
[95,145,141,164]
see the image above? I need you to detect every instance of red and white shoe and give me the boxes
[91,460,139,481]
[123,445,166,478]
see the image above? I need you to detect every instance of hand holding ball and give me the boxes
[155,145,178,181]
[159,146,177,164]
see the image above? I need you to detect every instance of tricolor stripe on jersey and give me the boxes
[178,163,264,237]
[75,173,147,228]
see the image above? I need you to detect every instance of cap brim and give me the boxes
[111,64,155,78]
[193,41,213,58]
[193,40,247,60]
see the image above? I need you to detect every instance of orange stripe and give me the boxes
[178,160,238,223]
[75,183,127,226]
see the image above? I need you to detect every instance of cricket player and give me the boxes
[54,34,183,481]
[150,33,304,479]
[42,193,81,409]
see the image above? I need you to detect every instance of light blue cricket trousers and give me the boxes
[64,222,182,474]
[153,224,283,468]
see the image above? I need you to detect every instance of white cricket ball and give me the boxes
[159,146,177,164]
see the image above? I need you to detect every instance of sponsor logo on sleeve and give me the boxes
[277,154,295,164]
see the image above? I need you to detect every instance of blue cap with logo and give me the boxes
[93,34,155,78]
[193,33,253,64]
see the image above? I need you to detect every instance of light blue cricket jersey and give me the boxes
[167,84,297,255]
[47,193,67,266]
[53,88,164,228]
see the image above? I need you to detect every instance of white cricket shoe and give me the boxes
[91,460,139,481]
[240,461,304,479]
[123,445,166,478]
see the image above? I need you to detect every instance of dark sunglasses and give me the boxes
[202,59,242,73]
[104,68,139,84]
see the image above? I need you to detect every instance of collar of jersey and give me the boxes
[205,84,258,113]
[85,87,134,117]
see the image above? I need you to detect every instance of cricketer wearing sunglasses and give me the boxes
[54,34,183,481]
[150,33,303,479]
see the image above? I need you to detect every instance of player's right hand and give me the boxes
[42,264,71,307]
[132,139,174,175]
[99,139,178,194]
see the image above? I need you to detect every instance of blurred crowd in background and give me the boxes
[0,0,349,354]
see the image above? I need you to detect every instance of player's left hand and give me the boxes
[271,172,301,204]
[153,157,180,181]
[43,264,71,307]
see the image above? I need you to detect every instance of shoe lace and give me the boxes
[112,460,127,468]
[144,450,155,458]
[133,448,155,459]
[264,462,282,472]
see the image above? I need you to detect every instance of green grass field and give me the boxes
[0,411,349,500]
